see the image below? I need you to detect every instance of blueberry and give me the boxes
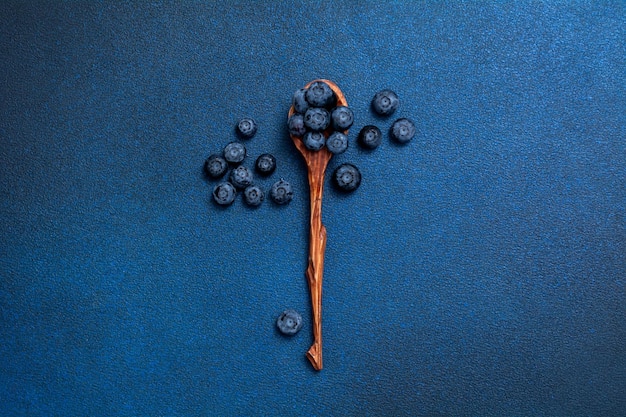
[371,89,399,116]
[223,142,246,164]
[303,131,326,151]
[276,309,303,335]
[255,153,276,176]
[288,114,306,137]
[331,106,354,130]
[204,154,228,179]
[212,182,237,205]
[236,118,257,139]
[229,165,254,189]
[326,132,348,155]
[304,107,330,132]
[390,118,416,144]
[270,179,294,205]
[292,88,309,114]
[333,163,361,192]
[305,81,336,108]
[358,125,382,149]
[243,185,264,207]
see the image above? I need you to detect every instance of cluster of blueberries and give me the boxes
[204,118,293,207]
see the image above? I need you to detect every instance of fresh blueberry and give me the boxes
[371,89,399,116]
[243,185,264,207]
[326,132,348,155]
[331,106,354,130]
[203,154,228,179]
[305,81,336,108]
[288,114,306,137]
[333,163,361,192]
[292,88,309,114]
[212,182,237,206]
[303,131,326,151]
[304,107,330,132]
[390,118,416,144]
[276,309,303,335]
[223,142,246,164]
[255,153,276,176]
[236,118,257,139]
[358,125,382,149]
[270,179,294,205]
[229,165,254,189]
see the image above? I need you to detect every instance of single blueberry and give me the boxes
[390,118,416,144]
[288,114,306,137]
[333,163,361,192]
[270,179,294,205]
[358,125,382,149]
[304,107,330,132]
[212,182,237,206]
[305,81,336,108]
[371,89,399,116]
[223,142,246,165]
[276,309,303,335]
[229,165,254,189]
[303,131,326,151]
[203,154,228,179]
[331,106,354,130]
[236,118,257,139]
[255,153,276,176]
[292,88,309,114]
[243,185,264,207]
[326,132,349,155]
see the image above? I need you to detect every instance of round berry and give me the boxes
[331,106,354,130]
[371,89,399,116]
[236,118,257,139]
[255,153,276,176]
[288,114,306,137]
[326,132,348,155]
[333,163,361,192]
[229,165,254,189]
[270,179,294,205]
[276,309,303,335]
[390,118,416,144]
[358,125,382,149]
[303,131,326,151]
[223,142,246,164]
[203,154,228,179]
[243,185,264,207]
[304,107,330,132]
[292,88,309,114]
[305,81,336,108]
[212,182,237,206]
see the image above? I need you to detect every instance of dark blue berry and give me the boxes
[304,107,330,132]
[331,106,354,130]
[303,131,326,151]
[276,309,303,335]
[223,142,246,164]
[326,132,348,155]
[288,114,306,137]
[243,185,264,207]
[333,163,361,192]
[292,88,309,114]
[305,81,336,108]
[204,154,228,179]
[229,165,254,189]
[372,89,399,116]
[236,118,257,139]
[390,118,416,144]
[270,179,294,205]
[358,125,382,149]
[255,153,276,176]
[213,182,237,205]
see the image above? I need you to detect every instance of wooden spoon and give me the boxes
[288,79,348,371]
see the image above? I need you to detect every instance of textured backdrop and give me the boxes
[1,1,625,416]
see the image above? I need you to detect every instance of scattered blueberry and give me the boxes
[255,153,277,176]
[236,118,257,139]
[333,163,361,192]
[358,125,382,149]
[371,89,399,116]
[303,131,326,151]
[305,81,336,108]
[243,185,264,207]
[292,88,309,114]
[304,107,330,132]
[326,132,349,155]
[288,114,306,137]
[229,165,254,189]
[270,179,294,205]
[212,182,237,206]
[276,309,303,335]
[390,118,416,144]
[223,142,246,165]
[204,154,228,179]
[330,106,354,131]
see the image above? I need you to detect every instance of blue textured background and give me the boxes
[1,1,625,416]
